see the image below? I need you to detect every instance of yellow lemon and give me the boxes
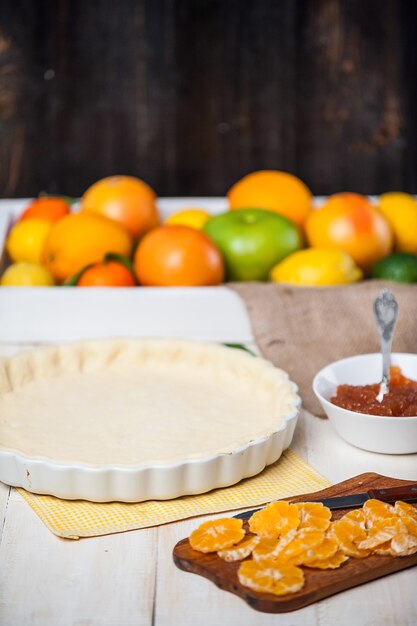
[1,262,55,286]
[378,192,417,254]
[6,218,52,263]
[165,208,211,229]
[270,248,363,286]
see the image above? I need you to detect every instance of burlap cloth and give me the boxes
[230,281,417,416]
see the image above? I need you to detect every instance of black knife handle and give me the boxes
[367,484,417,503]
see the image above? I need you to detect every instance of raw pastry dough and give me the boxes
[0,339,299,467]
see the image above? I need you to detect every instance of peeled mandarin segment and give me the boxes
[252,538,281,563]
[238,560,305,596]
[390,533,417,556]
[189,518,245,553]
[363,499,396,528]
[248,501,300,539]
[296,502,332,531]
[358,517,407,550]
[329,518,370,558]
[401,516,417,537]
[278,529,326,563]
[394,501,417,523]
[342,509,366,529]
[304,550,349,570]
[217,535,260,562]
[301,538,339,564]
[374,541,394,556]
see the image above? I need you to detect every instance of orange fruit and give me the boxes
[189,518,244,553]
[248,501,300,539]
[394,501,417,522]
[134,225,224,287]
[227,170,312,227]
[19,197,70,223]
[217,535,260,562]
[43,213,132,282]
[301,537,339,565]
[238,560,304,595]
[305,193,393,272]
[77,260,136,287]
[80,175,159,239]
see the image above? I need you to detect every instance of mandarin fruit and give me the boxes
[304,550,348,569]
[248,501,300,539]
[329,518,370,558]
[19,197,71,223]
[238,560,305,595]
[43,213,132,282]
[227,170,312,227]
[305,193,393,272]
[296,502,332,531]
[189,518,244,553]
[77,260,136,287]
[81,175,159,239]
[217,535,260,562]
[134,225,224,287]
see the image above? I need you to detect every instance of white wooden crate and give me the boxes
[0,198,253,344]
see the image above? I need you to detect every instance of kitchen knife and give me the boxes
[234,483,417,520]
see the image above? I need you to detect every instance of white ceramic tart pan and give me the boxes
[0,339,300,502]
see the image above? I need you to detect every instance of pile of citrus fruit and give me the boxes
[189,498,417,597]
[2,170,417,287]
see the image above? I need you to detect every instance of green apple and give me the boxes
[203,208,302,281]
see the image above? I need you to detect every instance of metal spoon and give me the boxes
[373,289,399,403]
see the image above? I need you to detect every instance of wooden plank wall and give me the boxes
[0,0,416,198]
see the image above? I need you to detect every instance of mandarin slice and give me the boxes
[342,509,366,529]
[217,535,260,562]
[252,537,279,563]
[249,501,300,539]
[401,515,417,537]
[394,501,417,521]
[278,529,326,564]
[252,530,298,563]
[358,517,407,550]
[363,499,395,528]
[189,518,245,553]
[374,541,393,556]
[238,560,305,596]
[301,538,339,565]
[391,532,417,556]
[296,502,332,531]
[304,549,348,569]
[329,518,370,558]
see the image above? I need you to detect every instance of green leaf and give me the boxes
[223,343,255,356]
[63,264,93,286]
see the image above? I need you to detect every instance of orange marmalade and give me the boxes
[330,366,417,417]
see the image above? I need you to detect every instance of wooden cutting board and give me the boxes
[173,473,417,613]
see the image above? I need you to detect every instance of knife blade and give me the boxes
[234,483,417,520]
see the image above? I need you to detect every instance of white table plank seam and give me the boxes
[0,486,11,546]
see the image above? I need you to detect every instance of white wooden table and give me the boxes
[1,290,417,625]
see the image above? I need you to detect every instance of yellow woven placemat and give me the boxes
[16,449,330,539]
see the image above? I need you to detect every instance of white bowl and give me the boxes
[312,353,417,455]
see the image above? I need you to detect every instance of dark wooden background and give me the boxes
[0,0,416,198]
